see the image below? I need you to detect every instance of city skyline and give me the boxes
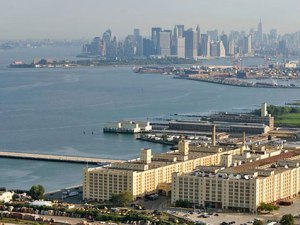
[1,0,300,39]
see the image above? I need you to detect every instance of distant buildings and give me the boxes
[80,21,300,59]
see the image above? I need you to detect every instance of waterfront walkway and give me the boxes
[0,151,123,164]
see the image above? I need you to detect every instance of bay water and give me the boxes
[0,47,299,191]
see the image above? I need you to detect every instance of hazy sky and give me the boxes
[1,0,300,39]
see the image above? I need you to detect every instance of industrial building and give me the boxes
[103,121,152,133]
[168,120,270,134]
[210,103,274,130]
[83,138,244,201]
[172,147,300,212]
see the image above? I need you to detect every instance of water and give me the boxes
[0,47,299,191]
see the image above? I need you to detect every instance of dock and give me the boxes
[0,151,123,164]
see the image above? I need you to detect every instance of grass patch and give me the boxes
[0,217,45,224]
[276,113,300,126]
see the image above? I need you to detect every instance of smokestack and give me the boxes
[212,125,216,146]
[243,132,246,146]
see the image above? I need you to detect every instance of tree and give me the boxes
[175,199,193,208]
[257,202,279,212]
[280,214,294,225]
[110,191,133,206]
[253,219,264,225]
[29,185,45,200]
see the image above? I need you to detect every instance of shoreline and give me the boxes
[174,76,300,89]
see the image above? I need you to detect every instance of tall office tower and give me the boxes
[123,35,135,58]
[176,25,185,37]
[228,39,235,56]
[278,40,288,56]
[269,29,278,46]
[184,29,197,59]
[174,37,185,58]
[218,41,226,57]
[171,26,178,55]
[207,29,218,42]
[102,30,112,45]
[220,34,229,56]
[158,31,171,56]
[243,35,252,55]
[172,26,185,57]
[135,36,143,57]
[196,25,201,55]
[210,42,218,57]
[257,19,263,44]
[90,37,101,55]
[200,34,211,58]
[133,29,143,57]
[108,36,118,59]
[134,28,140,39]
[173,25,179,38]
[142,38,152,57]
[151,27,162,55]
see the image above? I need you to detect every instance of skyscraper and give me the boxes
[174,37,185,58]
[133,29,143,57]
[257,19,263,44]
[176,25,185,38]
[200,34,211,58]
[184,29,197,59]
[151,27,162,55]
[243,35,252,55]
[196,25,201,56]
[218,41,226,57]
[228,39,235,56]
[207,29,218,42]
[220,34,229,56]
[158,31,171,56]
[142,38,152,57]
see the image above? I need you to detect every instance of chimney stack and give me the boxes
[212,125,216,146]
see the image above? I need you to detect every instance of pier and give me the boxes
[0,151,123,164]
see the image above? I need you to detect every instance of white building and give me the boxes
[0,192,14,203]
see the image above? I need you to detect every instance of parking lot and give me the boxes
[162,195,300,225]
[44,186,83,204]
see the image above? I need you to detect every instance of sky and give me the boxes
[1,0,300,40]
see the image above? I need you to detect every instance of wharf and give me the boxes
[0,151,123,164]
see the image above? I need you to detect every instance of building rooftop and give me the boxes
[225,149,300,174]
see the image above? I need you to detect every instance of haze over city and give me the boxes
[1,0,300,39]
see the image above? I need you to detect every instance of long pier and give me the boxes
[0,151,123,164]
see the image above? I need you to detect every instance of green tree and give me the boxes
[110,191,133,206]
[253,219,264,225]
[257,202,279,212]
[29,185,45,200]
[175,199,193,208]
[280,214,294,225]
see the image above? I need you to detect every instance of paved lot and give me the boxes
[163,195,300,225]
[45,186,83,204]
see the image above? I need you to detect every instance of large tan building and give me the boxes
[83,141,244,201]
[172,149,300,212]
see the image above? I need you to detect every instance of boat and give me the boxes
[97,162,111,167]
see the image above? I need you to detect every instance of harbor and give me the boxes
[0,151,123,165]
[134,63,300,89]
